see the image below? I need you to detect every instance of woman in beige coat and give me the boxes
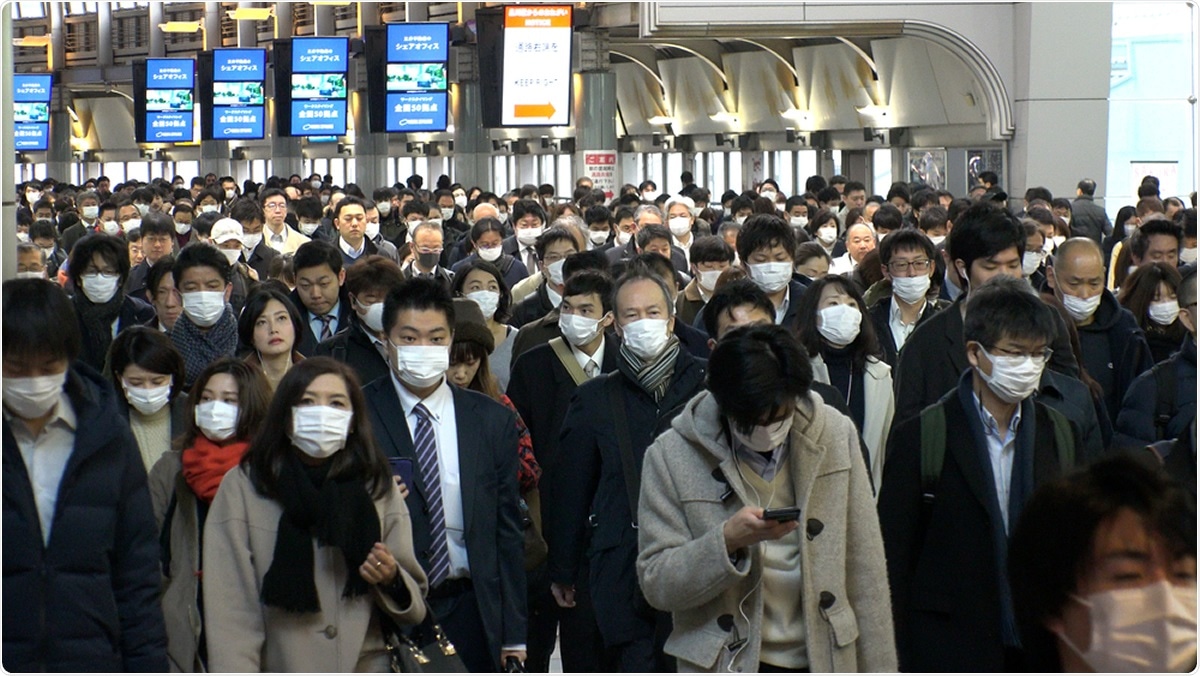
[202,357,428,672]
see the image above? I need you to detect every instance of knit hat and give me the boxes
[451,298,494,352]
[210,218,244,245]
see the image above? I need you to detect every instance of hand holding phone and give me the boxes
[761,506,802,523]
[388,457,414,492]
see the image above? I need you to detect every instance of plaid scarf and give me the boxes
[170,307,239,388]
[619,335,681,402]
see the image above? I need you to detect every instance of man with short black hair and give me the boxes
[870,229,948,367]
[124,211,178,298]
[169,243,239,388]
[1128,217,1184,269]
[509,227,581,329]
[229,198,278,281]
[504,199,549,273]
[289,240,353,356]
[315,255,407,386]
[733,214,807,331]
[676,235,734,326]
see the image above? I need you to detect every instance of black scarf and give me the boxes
[260,454,382,614]
[75,291,124,370]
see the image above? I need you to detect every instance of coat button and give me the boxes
[324,625,338,639]
[819,591,836,610]
[806,518,824,541]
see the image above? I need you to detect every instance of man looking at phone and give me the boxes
[635,324,897,672]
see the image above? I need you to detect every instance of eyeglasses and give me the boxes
[887,259,933,274]
[987,344,1053,363]
[263,202,288,211]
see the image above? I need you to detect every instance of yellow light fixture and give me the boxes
[158,20,204,33]
[12,35,52,47]
[709,111,738,123]
[226,7,274,21]
[648,115,675,125]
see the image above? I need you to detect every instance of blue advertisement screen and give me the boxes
[14,123,48,151]
[144,58,195,142]
[147,59,195,89]
[292,37,348,74]
[214,49,266,82]
[213,107,264,140]
[146,112,195,142]
[387,23,448,63]
[292,99,347,136]
[14,74,52,103]
[386,92,448,133]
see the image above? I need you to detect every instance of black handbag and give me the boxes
[382,612,468,673]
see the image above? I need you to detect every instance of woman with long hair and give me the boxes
[238,287,305,392]
[452,259,520,390]
[1119,262,1187,363]
[147,358,273,672]
[202,358,427,672]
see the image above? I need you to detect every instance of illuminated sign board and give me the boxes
[13,74,52,151]
[141,58,196,143]
[291,37,349,136]
[384,23,449,133]
[211,48,266,140]
[500,5,572,127]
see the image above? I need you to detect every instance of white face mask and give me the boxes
[289,405,353,458]
[2,371,67,419]
[391,344,449,389]
[929,234,946,247]
[690,206,703,218]
[477,245,502,262]
[1052,235,1067,247]
[364,220,380,240]
[377,202,392,216]
[453,194,468,209]
[497,211,510,224]
[790,216,808,229]
[615,229,633,246]
[818,304,862,346]
[100,220,120,234]
[668,217,692,237]
[135,203,150,217]
[299,220,320,236]
[123,380,172,416]
[466,290,500,319]
[817,226,838,245]
[620,317,671,361]
[220,248,242,266]
[225,189,237,200]
[588,230,609,246]
[122,218,142,234]
[181,290,227,328]
[1061,290,1102,323]
[698,269,723,292]
[546,259,566,286]
[312,179,323,189]
[1022,251,1045,277]
[748,262,792,294]
[516,225,543,246]
[81,272,121,304]
[976,346,1045,404]
[242,233,263,252]
[1043,238,1057,254]
[440,207,455,221]
[759,190,777,202]
[16,231,30,243]
[734,215,748,226]
[1149,299,1181,326]
[1182,247,1198,264]
[427,218,443,229]
[355,299,385,333]
[81,205,100,220]
[642,191,656,201]
[891,274,931,305]
[26,191,42,203]
[559,312,605,347]
[175,220,192,235]
[195,400,239,442]
[16,270,46,280]
[1057,581,1196,674]
[730,415,793,453]
[200,204,220,214]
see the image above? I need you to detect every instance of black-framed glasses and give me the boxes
[887,259,933,274]
[986,344,1053,363]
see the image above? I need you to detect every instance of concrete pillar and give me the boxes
[453,81,494,191]
[3,4,16,280]
[97,2,113,67]
[573,70,619,194]
[270,2,303,179]
[148,2,165,57]
[1009,2,1112,203]
[46,108,73,181]
[352,3,388,192]
[48,1,64,72]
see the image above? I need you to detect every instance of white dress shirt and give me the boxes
[972,391,1022,533]
[775,286,792,325]
[888,296,926,353]
[338,236,365,260]
[5,394,77,545]
[570,335,606,377]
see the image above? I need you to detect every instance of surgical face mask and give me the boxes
[377,202,392,216]
[929,234,946,247]
[1149,299,1181,326]
[1182,247,1198,264]
[818,304,862,346]
[123,380,172,416]
[299,220,320,236]
[26,191,41,203]
[516,225,543,246]
[690,206,703,219]
[453,194,468,209]
[1052,235,1066,247]
[546,259,566,286]
[289,405,353,459]
[181,290,227,328]
[891,274,931,305]
[312,179,323,189]
[199,204,220,214]
[588,230,609,246]
[365,220,380,240]
[497,211,510,224]
[559,312,605,347]
[101,220,120,235]
[16,270,45,280]
[1056,581,1196,674]
[668,217,692,237]
[81,272,121,304]
[477,245,502,262]
[748,261,792,294]
[817,226,838,246]
[354,298,385,333]
[1061,290,1102,323]
[81,205,100,220]
[1022,251,1045,277]
[642,191,656,201]
[135,203,150,216]
[759,190,777,202]
[242,233,263,252]
[730,415,793,453]
[975,346,1045,404]
[416,251,440,270]
[790,216,808,229]
[698,269,723,292]
[440,207,455,222]
[734,215,748,226]
[225,189,236,200]
[220,248,242,266]
[16,231,30,243]
[175,220,192,235]
[320,194,331,205]
[391,344,450,389]
[195,400,239,442]
[122,218,142,233]
[615,229,633,247]
[466,289,500,319]
[1043,238,1057,254]
[620,318,671,361]
[2,371,67,419]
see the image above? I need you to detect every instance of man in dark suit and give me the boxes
[503,199,549,273]
[364,278,527,673]
[869,229,949,368]
[508,250,611,366]
[545,269,706,672]
[507,270,619,673]
[401,221,455,294]
[605,205,689,276]
[230,198,279,281]
[314,254,406,386]
[509,227,581,329]
[878,277,1081,672]
[288,240,354,357]
[124,212,178,299]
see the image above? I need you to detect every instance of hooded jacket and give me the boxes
[1073,289,1154,420]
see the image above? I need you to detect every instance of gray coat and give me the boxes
[636,390,897,672]
[147,450,203,672]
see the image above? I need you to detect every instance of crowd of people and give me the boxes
[4,167,1196,673]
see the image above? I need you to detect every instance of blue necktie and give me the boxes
[413,402,451,587]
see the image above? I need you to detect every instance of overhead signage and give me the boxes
[211,48,266,140]
[291,37,349,136]
[13,74,52,151]
[500,5,572,127]
[384,22,449,133]
[144,58,196,142]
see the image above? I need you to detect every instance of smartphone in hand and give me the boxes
[761,506,801,523]
[388,457,414,490]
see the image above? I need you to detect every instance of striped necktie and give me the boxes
[318,315,334,341]
[413,402,451,587]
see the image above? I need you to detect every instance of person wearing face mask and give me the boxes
[145,358,271,672]
[229,199,280,282]
[203,358,428,671]
[3,279,169,672]
[66,234,158,371]
[361,279,529,672]
[727,194,756,230]
[107,327,188,471]
[727,214,808,333]
[546,270,707,672]
[360,199,402,264]
[452,260,520,391]
[1020,221,1050,289]
[501,199,550,276]
[637,179,658,203]
[878,276,1083,672]
[805,208,844,260]
[583,205,615,254]
[169,243,241,389]
[402,220,455,294]
[451,218,529,290]
[1115,265,1197,447]
[509,227,582,330]
[1008,454,1197,673]
[796,276,894,488]
[314,255,405,386]
[675,236,734,326]
[1047,238,1154,422]
[664,196,698,265]
[636,323,897,672]
[239,288,306,393]
[1117,262,1187,364]
[432,188,470,257]
[869,230,949,369]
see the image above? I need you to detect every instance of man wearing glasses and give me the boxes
[402,220,455,294]
[260,188,310,255]
[869,229,948,368]
[877,275,1083,673]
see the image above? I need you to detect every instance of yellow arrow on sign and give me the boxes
[513,103,556,118]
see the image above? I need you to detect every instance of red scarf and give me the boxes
[182,436,250,503]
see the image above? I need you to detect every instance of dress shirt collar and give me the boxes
[570,335,606,371]
[339,236,365,259]
[392,372,452,423]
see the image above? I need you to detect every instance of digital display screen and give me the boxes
[13,74,51,151]
[210,48,267,140]
[383,23,449,133]
[291,37,349,136]
[144,58,196,142]
[500,5,572,127]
